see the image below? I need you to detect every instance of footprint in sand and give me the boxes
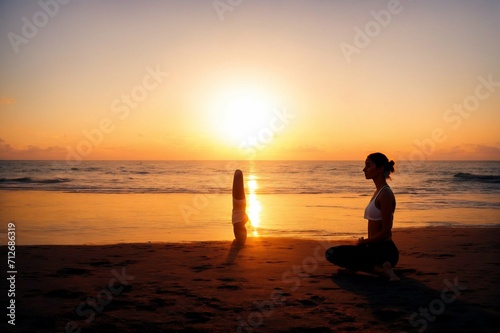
[45,289,87,299]
[296,295,325,308]
[436,253,455,259]
[192,278,212,282]
[85,260,113,267]
[149,297,176,307]
[191,264,213,272]
[416,271,439,276]
[116,259,138,266]
[184,311,215,323]
[196,296,228,311]
[373,308,406,321]
[52,267,92,276]
[25,289,43,297]
[217,284,242,290]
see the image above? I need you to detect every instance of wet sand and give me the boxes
[3,227,500,332]
[2,190,499,245]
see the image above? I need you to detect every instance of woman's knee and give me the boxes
[391,251,399,267]
[388,243,399,267]
[325,247,338,263]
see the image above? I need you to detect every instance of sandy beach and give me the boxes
[4,227,500,333]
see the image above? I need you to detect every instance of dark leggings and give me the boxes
[325,240,399,272]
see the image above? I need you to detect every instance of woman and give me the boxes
[232,169,248,246]
[325,153,399,281]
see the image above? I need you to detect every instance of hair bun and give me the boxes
[388,160,395,172]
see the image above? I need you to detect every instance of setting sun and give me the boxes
[211,85,276,144]
[1,0,499,161]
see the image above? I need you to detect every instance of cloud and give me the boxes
[0,97,17,105]
[435,144,500,160]
[471,144,500,156]
[0,140,66,159]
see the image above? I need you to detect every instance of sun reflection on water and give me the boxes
[247,175,261,236]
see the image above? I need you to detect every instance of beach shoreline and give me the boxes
[3,227,499,332]
[2,189,499,245]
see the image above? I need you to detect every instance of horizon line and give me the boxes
[1,159,499,162]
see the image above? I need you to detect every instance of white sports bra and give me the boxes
[364,185,390,221]
[232,198,248,225]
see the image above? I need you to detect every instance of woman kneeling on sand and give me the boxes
[325,153,400,281]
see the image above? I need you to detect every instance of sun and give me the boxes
[212,86,275,143]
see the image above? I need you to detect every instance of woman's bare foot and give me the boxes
[337,268,356,275]
[374,262,400,281]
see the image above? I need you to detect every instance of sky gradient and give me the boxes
[1,0,499,161]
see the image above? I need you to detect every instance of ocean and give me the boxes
[1,160,499,244]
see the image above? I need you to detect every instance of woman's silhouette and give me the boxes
[232,169,248,246]
[325,153,399,281]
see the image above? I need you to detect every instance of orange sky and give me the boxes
[1,0,499,161]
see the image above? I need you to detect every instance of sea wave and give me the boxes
[0,177,71,184]
[453,173,500,183]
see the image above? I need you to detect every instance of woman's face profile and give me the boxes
[363,158,381,180]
